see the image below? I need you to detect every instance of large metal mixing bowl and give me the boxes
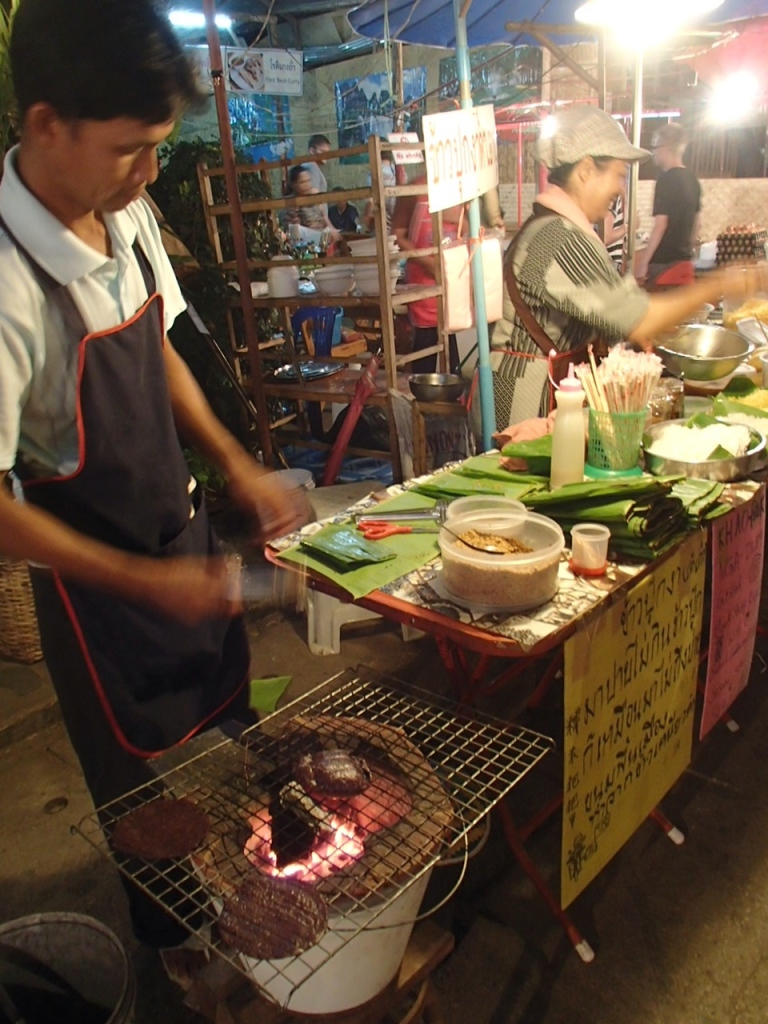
[655,324,752,381]
[408,373,465,402]
[643,418,766,481]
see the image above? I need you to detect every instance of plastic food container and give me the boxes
[445,496,526,521]
[438,510,564,613]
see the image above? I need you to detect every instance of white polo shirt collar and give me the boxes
[0,145,138,286]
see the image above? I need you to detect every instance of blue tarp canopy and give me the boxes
[349,0,768,49]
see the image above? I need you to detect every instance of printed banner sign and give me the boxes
[561,532,706,908]
[700,486,766,739]
[422,105,498,212]
[225,47,303,96]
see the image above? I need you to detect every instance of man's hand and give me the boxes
[226,461,311,543]
[139,555,242,624]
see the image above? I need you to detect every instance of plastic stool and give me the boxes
[306,589,424,655]
[290,306,343,356]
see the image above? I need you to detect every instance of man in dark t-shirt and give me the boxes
[328,187,359,232]
[635,124,701,289]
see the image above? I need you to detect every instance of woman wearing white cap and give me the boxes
[490,105,768,437]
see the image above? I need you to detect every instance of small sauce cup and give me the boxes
[570,523,610,576]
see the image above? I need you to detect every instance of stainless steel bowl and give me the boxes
[643,417,766,481]
[408,373,465,402]
[655,324,752,381]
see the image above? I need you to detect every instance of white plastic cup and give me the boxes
[570,523,610,575]
[760,353,768,388]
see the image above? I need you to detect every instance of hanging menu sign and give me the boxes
[422,105,498,212]
[224,47,303,96]
[561,532,706,908]
[700,486,765,739]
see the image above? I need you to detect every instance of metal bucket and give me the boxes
[0,912,136,1023]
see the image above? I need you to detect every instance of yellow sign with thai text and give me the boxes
[561,531,706,908]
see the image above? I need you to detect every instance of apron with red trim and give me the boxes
[8,225,249,756]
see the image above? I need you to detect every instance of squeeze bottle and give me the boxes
[549,364,585,489]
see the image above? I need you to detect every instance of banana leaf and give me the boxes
[551,495,685,533]
[712,395,768,421]
[299,526,396,571]
[669,477,726,521]
[605,533,688,560]
[721,377,758,398]
[498,434,553,475]
[456,453,549,487]
[413,472,536,502]
[525,475,680,508]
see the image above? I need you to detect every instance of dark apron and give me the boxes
[7,224,249,757]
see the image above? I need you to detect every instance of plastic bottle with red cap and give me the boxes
[549,364,585,489]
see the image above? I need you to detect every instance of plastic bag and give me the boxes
[441,235,504,332]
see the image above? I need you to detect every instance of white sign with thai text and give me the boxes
[387,132,423,165]
[422,106,498,212]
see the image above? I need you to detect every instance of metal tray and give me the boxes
[271,362,345,382]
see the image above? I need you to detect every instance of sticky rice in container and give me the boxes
[438,510,564,614]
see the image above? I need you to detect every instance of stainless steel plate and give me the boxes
[643,417,766,481]
[271,362,345,382]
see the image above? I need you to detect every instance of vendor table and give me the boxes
[266,477,763,961]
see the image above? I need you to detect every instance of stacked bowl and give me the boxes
[313,265,355,296]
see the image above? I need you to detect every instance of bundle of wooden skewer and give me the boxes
[574,344,664,413]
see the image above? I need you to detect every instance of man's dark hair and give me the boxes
[547,155,612,189]
[308,134,331,151]
[288,164,309,188]
[11,0,203,122]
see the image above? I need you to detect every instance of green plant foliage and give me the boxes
[149,138,280,268]
[183,447,227,499]
[0,0,20,156]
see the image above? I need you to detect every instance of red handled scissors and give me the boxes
[356,521,438,541]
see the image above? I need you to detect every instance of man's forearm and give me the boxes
[638,215,668,269]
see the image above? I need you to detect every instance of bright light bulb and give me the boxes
[539,114,558,139]
[168,10,232,31]
[575,0,724,50]
[709,71,760,123]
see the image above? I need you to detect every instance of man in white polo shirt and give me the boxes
[0,0,308,982]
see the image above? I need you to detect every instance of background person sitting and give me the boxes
[282,164,338,244]
[328,186,359,233]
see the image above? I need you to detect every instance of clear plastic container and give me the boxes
[438,510,564,613]
[445,496,526,521]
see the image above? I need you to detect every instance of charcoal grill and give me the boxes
[74,667,553,1010]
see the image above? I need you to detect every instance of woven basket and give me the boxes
[0,557,43,664]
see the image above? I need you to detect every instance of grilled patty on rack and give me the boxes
[218,873,328,959]
[111,797,210,860]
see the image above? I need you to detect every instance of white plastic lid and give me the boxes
[558,362,583,392]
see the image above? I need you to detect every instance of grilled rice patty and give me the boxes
[111,797,210,860]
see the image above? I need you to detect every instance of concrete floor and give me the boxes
[3,489,768,1023]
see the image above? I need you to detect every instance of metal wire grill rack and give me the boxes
[74,667,553,1006]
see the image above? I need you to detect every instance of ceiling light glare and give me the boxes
[575,0,724,50]
[709,71,760,123]
[169,10,232,31]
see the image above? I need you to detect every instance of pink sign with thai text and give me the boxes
[701,486,766,739]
